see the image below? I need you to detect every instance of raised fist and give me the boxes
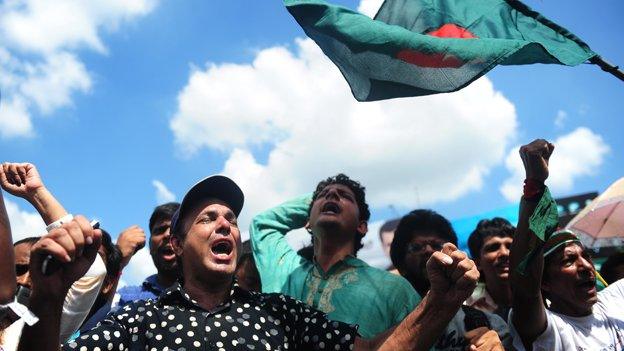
[519,139,554,183]
[426,243,479,306]
[117,225,146,267]
[28,215,102,298]
[0,163,45,200]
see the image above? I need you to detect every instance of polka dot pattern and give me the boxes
[62,282,357,350]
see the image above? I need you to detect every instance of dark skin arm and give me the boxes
[17,216,102,351]
[0,188,16,304]
[354,244,480,350]
[509,139,554,348]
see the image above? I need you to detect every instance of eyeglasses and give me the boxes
[15,264,29,276]
[406,241,444,254]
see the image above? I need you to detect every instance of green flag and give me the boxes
[285,0,596,101]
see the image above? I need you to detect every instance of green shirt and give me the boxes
[250,194,421,338]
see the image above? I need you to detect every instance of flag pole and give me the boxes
[590,56,624,82]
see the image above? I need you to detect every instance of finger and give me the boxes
[473,330,498,347]
[16,164,28,185]
[33,236,71,263]
[440,242,458,256]
[49,228,77,262]
[8,163,21,186]
[464,327,488,340]
[0,164,9,186]
[427,251,454,274]
[455,265,480,291]
[74,215,94,246]
[83,228,103,263]
[546,141,555,159]
[65,221,85,259]
[450,257,474,282]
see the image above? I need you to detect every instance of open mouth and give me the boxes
[159,246,176,261]
[577,278,596,291]
[211,240,233,259]
[321,202,341,215]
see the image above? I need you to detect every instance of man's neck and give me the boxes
[548,299,592,317]
[314,231,355,273]
[156,270,178,289]
[183,274,232,311]
[485,279,512,308]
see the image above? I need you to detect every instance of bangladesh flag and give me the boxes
[285,0,596,101]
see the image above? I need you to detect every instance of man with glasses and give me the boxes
[390,209,510,351]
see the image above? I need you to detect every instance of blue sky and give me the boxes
[1,0,622,284]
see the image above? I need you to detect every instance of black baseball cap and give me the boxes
[170,175,244,236]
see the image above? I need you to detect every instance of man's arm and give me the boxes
[355,243,480,351]
[0,162,68,225]
[17,216,102,351]
[509,139,554,347]
[0,188,16,304]
[249,194,311,292]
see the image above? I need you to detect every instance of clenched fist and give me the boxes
[519,139,554,183]
[0,163,45,200]
[117,225,146,268]
[426,243,479,306]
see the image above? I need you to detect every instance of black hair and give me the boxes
[99,229,122,278]
[149,202,180,234]
[13,236,40,246]
[379,218,400,240]
[297,245,315,261]
[600,251,624,285]
[308,174,370,254]
[390,209,457,271]
[467,217,515,259]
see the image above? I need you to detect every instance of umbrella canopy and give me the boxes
[566,177,624,243]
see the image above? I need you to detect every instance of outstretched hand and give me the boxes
[0,163,45,200]
[28,215,102,299]
[426,243,479,306]
[519,139,554,183]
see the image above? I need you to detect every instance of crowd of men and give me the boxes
[0,138,623,350]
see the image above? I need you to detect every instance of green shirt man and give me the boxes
[250,194,421,338]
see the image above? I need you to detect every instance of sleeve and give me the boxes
[250,194,312,293]
[61,308,133,351]
[59,253,107,342]
[388,277,420,326]
[288,296,358,350]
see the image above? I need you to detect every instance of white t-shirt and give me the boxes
[510,278,624,351]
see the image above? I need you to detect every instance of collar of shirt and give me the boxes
[312,255,368,278]
[142,274,166,295]
[156,280,251,313]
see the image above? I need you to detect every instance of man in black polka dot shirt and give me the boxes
[18,175,480,351]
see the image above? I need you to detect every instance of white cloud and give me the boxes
[554,110,567,129]
[0,0,157,138]
[152,180,176,204]
[4,198,46,241]
[121,247,157,286]
[500,127,610,201]
[357,0,384,17]
[171,37,518,230]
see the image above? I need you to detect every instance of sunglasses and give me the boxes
[406,241,444,254]
[15,264,29,276]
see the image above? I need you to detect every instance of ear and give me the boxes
[171,235,184,256]
[101,275,118,295]
[357,221,368,237]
